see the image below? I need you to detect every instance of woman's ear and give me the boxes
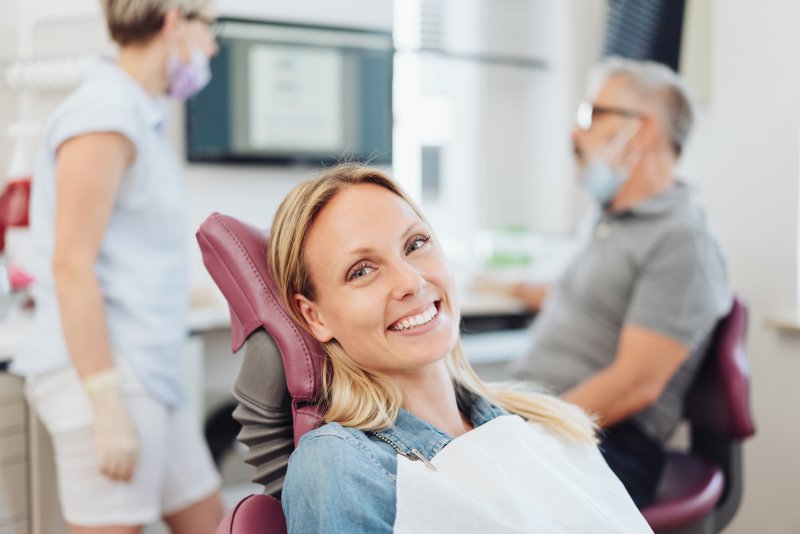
[294,294,334,343]
[161,8,183,43]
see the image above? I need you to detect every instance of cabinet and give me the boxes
[0,374,28,534]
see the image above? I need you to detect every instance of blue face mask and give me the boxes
[580,160,627,206]
[578,121,641,206]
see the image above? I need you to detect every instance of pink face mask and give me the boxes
[167,49,211,100]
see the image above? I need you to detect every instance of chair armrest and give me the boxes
[216,494,287,534]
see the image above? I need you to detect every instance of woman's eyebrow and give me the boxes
[400,221,420,238]
[344,222,424,256]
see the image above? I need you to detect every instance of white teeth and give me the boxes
[391,303,438,331]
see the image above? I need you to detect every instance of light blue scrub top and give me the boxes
[13,59,189,407]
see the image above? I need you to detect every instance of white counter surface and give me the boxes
[187,289,529,332]
[0,307,231,360]
[1,290,531,364]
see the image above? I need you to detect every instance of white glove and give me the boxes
[83,368,140,482]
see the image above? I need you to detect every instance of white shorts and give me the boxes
[25,361,222,527]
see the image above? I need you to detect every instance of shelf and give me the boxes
[764,312,800,334]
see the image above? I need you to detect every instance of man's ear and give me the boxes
[294,294,334,343]
[636,116,660,152]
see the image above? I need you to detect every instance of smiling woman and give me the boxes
[268,165,654,533]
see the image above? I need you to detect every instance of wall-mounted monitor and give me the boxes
[187,19,393,165]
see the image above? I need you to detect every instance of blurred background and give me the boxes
[0,0,798,532]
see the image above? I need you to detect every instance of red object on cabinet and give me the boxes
[0,177,31,253]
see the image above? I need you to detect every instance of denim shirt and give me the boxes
[281,389,507,533]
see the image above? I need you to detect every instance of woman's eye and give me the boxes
[347,263,375,281]
[406,234,431,254]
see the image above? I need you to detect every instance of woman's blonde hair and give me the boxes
[269,165,596,443]
[99,0,210,45]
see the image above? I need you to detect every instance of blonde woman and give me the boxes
[14,1,223,532]
[268,165,652,533]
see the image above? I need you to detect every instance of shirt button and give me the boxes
[596,223,610,239]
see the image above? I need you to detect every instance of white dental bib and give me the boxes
[393,415,652,533]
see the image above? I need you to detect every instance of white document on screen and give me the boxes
[248,44,344,152]
[394,415,653,533]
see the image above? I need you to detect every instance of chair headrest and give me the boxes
[196,213,325,412]
[686,296,756,439]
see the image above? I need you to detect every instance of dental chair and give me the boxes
[198,212,324,534]
[640,296,755,533]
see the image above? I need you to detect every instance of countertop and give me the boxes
[0,290,532,365]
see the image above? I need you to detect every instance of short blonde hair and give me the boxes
[99,0,210,45]
[269,165,596,443]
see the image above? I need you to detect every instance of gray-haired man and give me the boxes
[510,58,731,507]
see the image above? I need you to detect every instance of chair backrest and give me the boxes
[685,296,756,440]
[683,296,755,531]
[197,212,325,444]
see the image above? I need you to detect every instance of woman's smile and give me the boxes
[388,301,441,333]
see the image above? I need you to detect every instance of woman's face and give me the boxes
[295,183,460,375]
[183,8,218,59]
[163,6,218,62]
[180,8,219,62]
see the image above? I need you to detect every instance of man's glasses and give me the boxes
[575,101,645,131]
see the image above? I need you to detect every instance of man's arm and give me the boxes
[562,324,689,427]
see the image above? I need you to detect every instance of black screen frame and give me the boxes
[185,17,394,166]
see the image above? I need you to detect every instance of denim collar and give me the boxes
[371,388,507,461]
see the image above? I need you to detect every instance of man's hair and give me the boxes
[588,57,696,156]
[99,0,210,46]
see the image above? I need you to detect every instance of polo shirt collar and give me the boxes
[606,181,690,219]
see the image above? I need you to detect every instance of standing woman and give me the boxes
[13,1,224,532]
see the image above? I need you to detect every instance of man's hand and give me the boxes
[508,281,550,311]
[471,275,550,311]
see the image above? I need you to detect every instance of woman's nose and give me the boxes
[390,261,426,301]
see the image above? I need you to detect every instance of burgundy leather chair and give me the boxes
[198,212,325,534]
[640,297,755,533]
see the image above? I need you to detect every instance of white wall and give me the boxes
[679,1,800,532]
[0,1,19,174]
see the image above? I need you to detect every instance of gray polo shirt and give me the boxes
[512,182,731,445]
